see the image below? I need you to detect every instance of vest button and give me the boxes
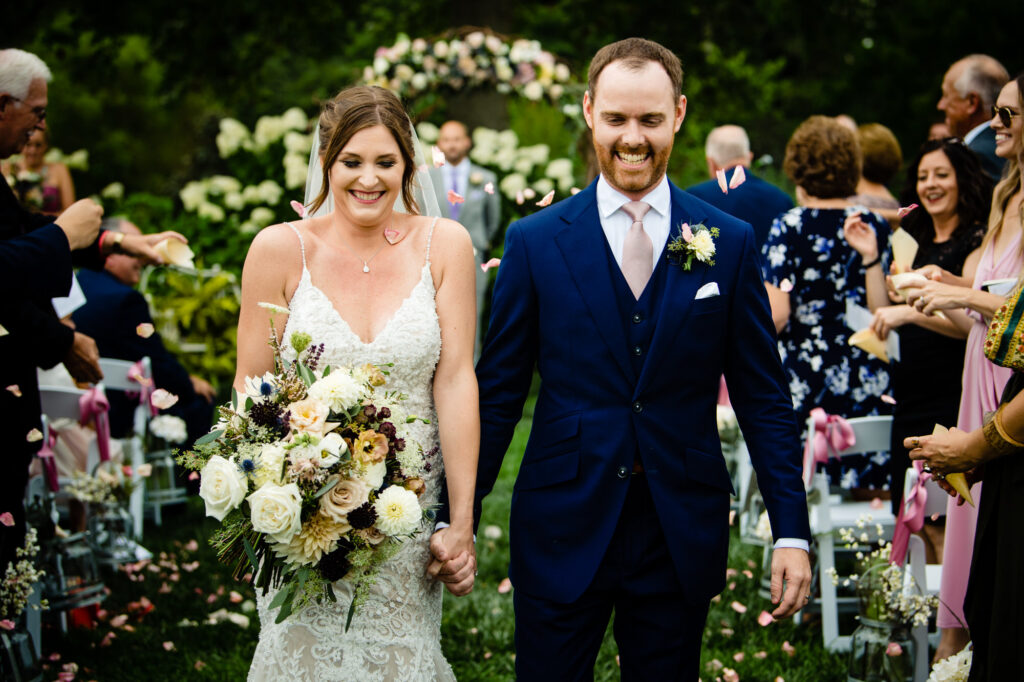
[617,466,629,479]
[632,313,643,324]
[632,401,643,413]
[633,345,642,356]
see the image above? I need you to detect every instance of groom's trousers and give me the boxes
[512,474,710,681]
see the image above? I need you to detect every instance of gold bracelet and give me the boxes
[982,408,1024,457]
[993,405,1024,448]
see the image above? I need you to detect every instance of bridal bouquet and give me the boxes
[178,325,432,626]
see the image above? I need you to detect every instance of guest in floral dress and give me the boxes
[764,115,892,490]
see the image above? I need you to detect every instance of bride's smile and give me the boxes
[329,124,406,226]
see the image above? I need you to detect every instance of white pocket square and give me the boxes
[695,282,720,300]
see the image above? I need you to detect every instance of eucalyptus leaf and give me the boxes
[314,477,339,499]
[267,582,292,610]
[241,535,259,573]
[195,428,225,446]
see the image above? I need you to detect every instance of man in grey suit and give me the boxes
[938,54,1009,182]
[430,120,501,353]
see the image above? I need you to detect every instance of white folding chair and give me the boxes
[805,414,897,652]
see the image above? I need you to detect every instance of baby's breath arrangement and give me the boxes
[0,529,48,624]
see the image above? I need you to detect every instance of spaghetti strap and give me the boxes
[425,217,439,265]
[285,222,307,269]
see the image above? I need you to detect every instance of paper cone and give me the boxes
[890,229,919,273]
[891,271,929,299]
[155,238,195,270]
[931,424,975,506]
[849,328,889,363]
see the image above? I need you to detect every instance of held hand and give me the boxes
[769,547,812,620]
[842,212,878,261]
[904,280,966,316]
[884,275,907,303]
[54,199,104,251]
[121,231,188,265]
[870,305,913,340]
[190,375,217,402]
[63,332,103,384]
[426,527,476,596]
[916,264,953,284]
[905,429,986,476]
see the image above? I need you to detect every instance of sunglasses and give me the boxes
[992,105,1020,128]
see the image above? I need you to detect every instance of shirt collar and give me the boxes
[963,120,991,145]
[596,174,671,219]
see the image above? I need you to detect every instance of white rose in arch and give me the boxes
[199,455,248,521]
[248,483,303,544]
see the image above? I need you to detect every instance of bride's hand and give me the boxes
[426,526,476,596]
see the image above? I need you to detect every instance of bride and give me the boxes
[236,86,479,680]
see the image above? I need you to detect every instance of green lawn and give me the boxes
[41,392,846,681]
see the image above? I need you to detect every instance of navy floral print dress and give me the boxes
[762,206,892,489]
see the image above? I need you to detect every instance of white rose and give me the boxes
[319,477,369,522]
[199,455,248,521]
[374,486,422,536]
[307,371,362,413]
[361,460,387,490]
[254,443,286,488]
[248,483,303,543]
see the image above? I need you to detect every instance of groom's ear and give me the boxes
[583,90,594,130]
[673,95,687,133]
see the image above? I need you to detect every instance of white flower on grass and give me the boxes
[248,483,303,543]
[374,485,422,536]
[691,230,716,262]
[307,370,363,413]
[199,455,248,521]
[150,415,188,444]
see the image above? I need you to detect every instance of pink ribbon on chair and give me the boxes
[802,407,857,488]
[128,360,158,417]
[36,428,60,492]
[890,460,930,567]
[79,386,112,463]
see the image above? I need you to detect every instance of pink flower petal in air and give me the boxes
[897,203,919,218]
[536,190,555,207]
[447,190,465,205]
[729,165,747,189]
[110,614,129,628]
[484,182,495,195]
[0,513,14,527]
[707,659,724,672]
[758,610,774,626]
[188,471,200,481]
[680,222,693,243]
[431,146,446,168]
[497,577,513,594]
[780,278,794,293]
[0,620,15,630]
[729,509,736,526]
[742,569,753,579]
[782,641,796,656]
[290,200,307,218]
[886,642,902,656]
[870,497,884,510]
[931,513,941,522]
[516,191,525,205]
[523,188,536,200]
[481,258,501,272]
[722,668,740,682]
[163,641,175,651]
[151,389,179,410]
[26,428,42,443]
[5,384,21,397]
[733,652,745,662]
[570,187,581,195]
[229,591,243,603]
[754,651,767,659]
[194,661,207,671]
[717,168,729,194]
[726,568,738,578]
[881,394,897,405]
[730,601,747,614]
[136,323,155,338]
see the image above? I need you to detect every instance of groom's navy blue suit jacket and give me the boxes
[473,178,810,605]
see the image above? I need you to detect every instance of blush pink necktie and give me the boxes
[621,201,653,299]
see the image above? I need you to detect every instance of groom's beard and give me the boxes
[593,142,672,195]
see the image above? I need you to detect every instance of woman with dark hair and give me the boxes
[237,86,478,680]
[764,115,892,491]
[846,138,992,518]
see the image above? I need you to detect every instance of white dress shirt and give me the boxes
[597,173,808,554]
[963,120,991,146]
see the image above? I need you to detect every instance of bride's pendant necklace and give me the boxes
[338,224,391,273]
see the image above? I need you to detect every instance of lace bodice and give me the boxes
[249,220,454,682]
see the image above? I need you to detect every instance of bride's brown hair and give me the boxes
[310,86,419,215]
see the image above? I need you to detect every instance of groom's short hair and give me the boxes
[587,38,683,101]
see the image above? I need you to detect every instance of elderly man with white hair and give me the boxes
[938,54,1010,182]
[686,124,793,248]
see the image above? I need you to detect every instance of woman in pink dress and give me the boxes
[905,115,1024,661]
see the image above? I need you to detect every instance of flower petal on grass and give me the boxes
[194,661,207,671]
[136,323,155,338]
[184,539,199,552]
[730,601,747,614]
[229,591,243,603]
[754,651,767,659]
[733,652,745,662]
[447,189,465,205]
[110,614,128,628]
[758,610,774,626]
[431,146,446,168]
[151,389,178,410]
[481,258,501,272]
[484,182,495,195]
[497,577,513,594]
[729,165,747,189]
[717,169,729,194]
[897,203,919,218]
[742,569,753,579]
[782,640,796,656]
[722,667,740,682]
[536,190,555,207]
[5,384,21,397]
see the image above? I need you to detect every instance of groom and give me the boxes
[435,38,811,679]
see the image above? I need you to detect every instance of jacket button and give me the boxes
[632,345,642,356]
[632,313,643,324]
[632,401,643,413]
[617,466,629,479]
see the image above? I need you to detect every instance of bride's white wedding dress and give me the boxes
[248,220,456,681]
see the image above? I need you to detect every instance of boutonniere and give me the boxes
[666,222,720,271]
[469,171,484,186]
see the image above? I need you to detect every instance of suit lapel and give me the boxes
[636,185,712,390]
[554,184,636,384]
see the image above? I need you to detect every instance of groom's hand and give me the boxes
[769,547,812,620]
[426,528,476,596]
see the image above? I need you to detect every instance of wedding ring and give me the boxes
[911,438,921,449]
[922,463,932,473]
